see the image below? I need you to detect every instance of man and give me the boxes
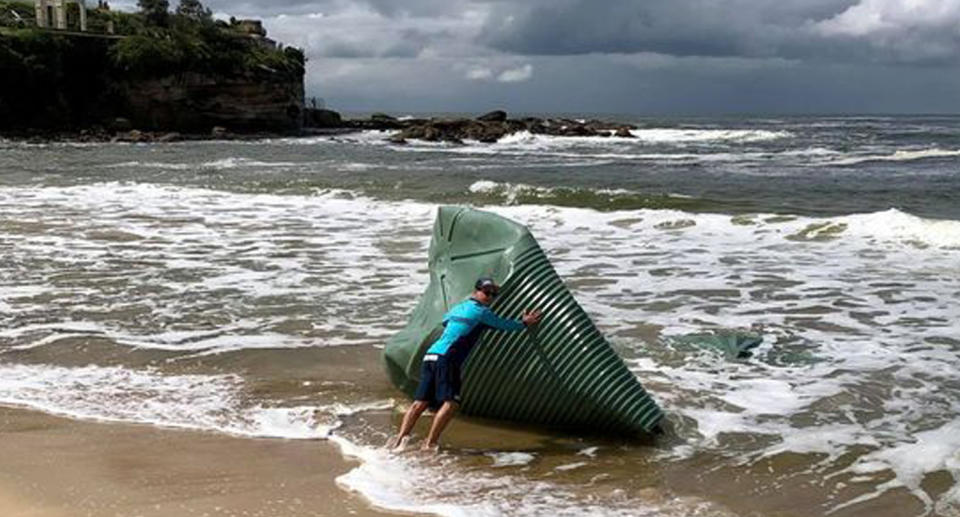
[389,277,541,451]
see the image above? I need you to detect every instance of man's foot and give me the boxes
[386,435,410,452]
[419,442,439,454]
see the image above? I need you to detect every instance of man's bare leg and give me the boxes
[422,400,459,450]
[388,400,429,449]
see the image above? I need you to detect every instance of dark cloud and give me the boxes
[478,0,960,65]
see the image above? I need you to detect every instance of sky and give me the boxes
[119,0,960,115]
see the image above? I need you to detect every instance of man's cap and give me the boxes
[475,277,497,291]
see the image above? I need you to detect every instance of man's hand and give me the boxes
[522,309,542,326]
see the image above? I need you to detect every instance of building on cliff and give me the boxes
[232,18,277,49]
[35,0,87,31]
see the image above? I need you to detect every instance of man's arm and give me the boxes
[478,306,527,332]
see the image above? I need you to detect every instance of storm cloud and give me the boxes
[479,0,960,65]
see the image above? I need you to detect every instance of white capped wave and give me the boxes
[827,147,960,166]
[843,208,960,248]
[108,157,302,170]
[469,180,549,204]
[470,180,640,205]
[486,128,791,148]
[630,128,792,143]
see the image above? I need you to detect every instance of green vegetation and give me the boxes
[175,0,210,22]
[138,0,169,26]
[0,0,305,130]
[109,17,304,79]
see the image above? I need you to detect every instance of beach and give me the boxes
[0,406,391,517]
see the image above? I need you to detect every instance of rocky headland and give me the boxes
[0,1,304,141]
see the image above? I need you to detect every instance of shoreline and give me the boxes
[0,127,364,145]
[0,406,397,517]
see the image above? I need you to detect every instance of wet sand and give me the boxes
[0,407,394,517]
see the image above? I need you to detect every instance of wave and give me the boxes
[108,157,303,170]
[630,128,792,143]
[0,362,331,439]
[826,147,960,166]
[472,128,791,148]
[467,180,717,211]
[464,181,960,247]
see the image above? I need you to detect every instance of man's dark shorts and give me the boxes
[414,354,461,409]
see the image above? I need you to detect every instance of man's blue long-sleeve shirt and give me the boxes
[425,298,526,366]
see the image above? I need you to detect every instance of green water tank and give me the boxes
[383,206,663,435]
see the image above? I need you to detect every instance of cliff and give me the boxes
[117,72,303,133]
[0,2,304,135]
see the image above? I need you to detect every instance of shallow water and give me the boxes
[1,115,959,516]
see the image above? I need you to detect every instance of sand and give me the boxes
[0,407,397,517]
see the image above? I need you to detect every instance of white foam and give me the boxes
[0,362,330,439]
[843,208,960,248]
[577,446,600,458]
[829,419,960,514]
[827,147,960,166]
[468,180,551,204]
[487,452,536,467]
[108,157,302,170]
[333,436,709,517]
[0,182,432,353]
[630,128,792,143]
[489,128,791,146]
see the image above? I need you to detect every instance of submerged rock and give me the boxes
[477,109,507,122]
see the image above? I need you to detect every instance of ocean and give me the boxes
[1,115,959,516]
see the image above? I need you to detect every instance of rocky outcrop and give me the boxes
[303,108,342,128]
[345,111,638,144]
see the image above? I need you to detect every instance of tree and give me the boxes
[137,0,169,26]
[176,0,211,22]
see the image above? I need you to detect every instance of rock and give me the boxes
[157,132,181,142]
[211,126,228,138]
[397,125,425,140]
[303,108,342,128]
[112,129,147,143]
[423,126,441,141]
[366,112,638,144]
[477,110,507,122]
[475,122,508,143]
[111,117,132,131]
